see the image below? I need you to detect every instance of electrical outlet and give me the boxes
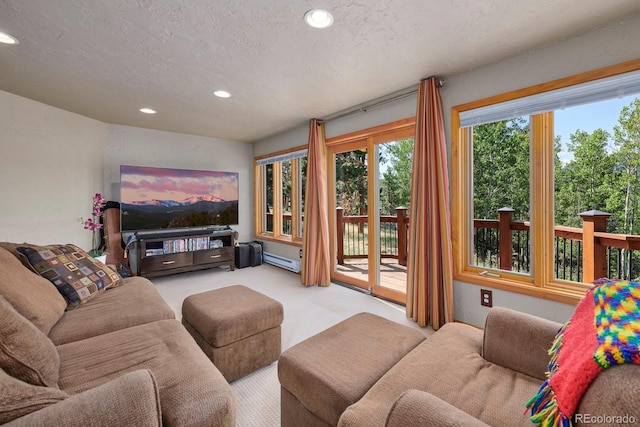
[480,289,493,307]
[299,248,303,258]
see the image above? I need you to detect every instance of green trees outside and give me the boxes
[555,129,613,228]
[379,138,413,215]
[472,117,530,222]
[335,149,369,216]
[334,139,414,217]
[555,98,640,235]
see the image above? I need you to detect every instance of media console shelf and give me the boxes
[134,229,235,278]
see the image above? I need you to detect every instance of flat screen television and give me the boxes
[119,165,239,232]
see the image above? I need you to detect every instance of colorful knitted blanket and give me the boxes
[526,278,640,426]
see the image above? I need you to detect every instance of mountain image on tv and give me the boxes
[120,165,239,231]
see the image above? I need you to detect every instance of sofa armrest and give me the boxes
[482,307,561,380]
[576,364,640,426]
[5,370,162,427]
[385,389,490,427]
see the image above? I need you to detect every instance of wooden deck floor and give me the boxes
[336,259,407,294]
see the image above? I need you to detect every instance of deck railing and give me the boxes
[336,207,409,266]
[473,208,640,282]
[267,204,640,281]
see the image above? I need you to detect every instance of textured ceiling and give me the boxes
[1,1,640,143]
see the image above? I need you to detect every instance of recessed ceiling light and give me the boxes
[139,108,156,114]
[0,31,19,44]
[214,90,231,98]
[304,9,334,29]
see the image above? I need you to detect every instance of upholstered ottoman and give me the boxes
[181,285,284,382]
[278,312,427,427]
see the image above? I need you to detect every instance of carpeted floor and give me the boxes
[151,263,432,426]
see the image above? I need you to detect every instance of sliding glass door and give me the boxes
[328,120,414,304]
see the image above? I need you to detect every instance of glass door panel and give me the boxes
[373,137,412,302]
[329,126,414,304]
[333,145,370,290]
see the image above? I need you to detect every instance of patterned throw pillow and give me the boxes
[17,244,121,309]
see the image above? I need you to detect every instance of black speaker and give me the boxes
[247,241,263,267]
[234,244,250,269]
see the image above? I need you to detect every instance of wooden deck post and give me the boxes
[396,207,407,266]
[336,207,344,265]
[498,207,515,271]
[579,210,611,283]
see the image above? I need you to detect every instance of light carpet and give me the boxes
[151,263,432,426]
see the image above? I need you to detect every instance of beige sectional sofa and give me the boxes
[280,307,640,426]
[0,244,235,426]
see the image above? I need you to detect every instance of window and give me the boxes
[255,147,307,244]
[452,61,640,304]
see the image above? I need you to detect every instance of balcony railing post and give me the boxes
[579,210,611,283]
[336,207,344,265]
[396,206,407,266]
[498,207,515,271]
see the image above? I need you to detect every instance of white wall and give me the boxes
[103,125,254,243]
[253,14,640,326]
[0,90,254,256]
[0,90,105,249]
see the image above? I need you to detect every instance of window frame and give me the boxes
[452,59,640,305]
[254,145,307,246]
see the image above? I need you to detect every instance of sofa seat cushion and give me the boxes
[338,322,540,427]
[56,319,235,427]
[0,296,60,388]
[48,276,175,345]
[0,246,67,334]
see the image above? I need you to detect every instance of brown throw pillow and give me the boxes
[0,295,60,388]
[0,366,67,424]
[0,246,67,334]
[16,243,121,309]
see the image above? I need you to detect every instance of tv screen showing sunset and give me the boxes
[120,165,239,231]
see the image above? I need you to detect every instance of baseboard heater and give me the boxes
[263,252,301,273]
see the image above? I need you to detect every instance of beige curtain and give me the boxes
[406,78,454,329]
[301,119,331,286]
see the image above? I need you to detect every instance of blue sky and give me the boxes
[555,94,638,164]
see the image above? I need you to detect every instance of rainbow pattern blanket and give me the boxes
[526,278,640,426]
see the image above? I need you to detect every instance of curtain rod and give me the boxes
[320,77,445,123]
[320,84,418,122]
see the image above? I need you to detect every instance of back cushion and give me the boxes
[0,295,60,388]
[0,366,67,424]
[0,246,67,334]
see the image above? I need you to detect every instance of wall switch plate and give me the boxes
[481,289,493,307]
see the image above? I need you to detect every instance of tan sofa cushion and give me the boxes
[48,276,175,345]
[385,389,490,427]
[0,296,60,388]
[482,306,559,381]
[56,319,235,427]
[338,322,540,427]
[0,366,68,424]
[0,246,67,334]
